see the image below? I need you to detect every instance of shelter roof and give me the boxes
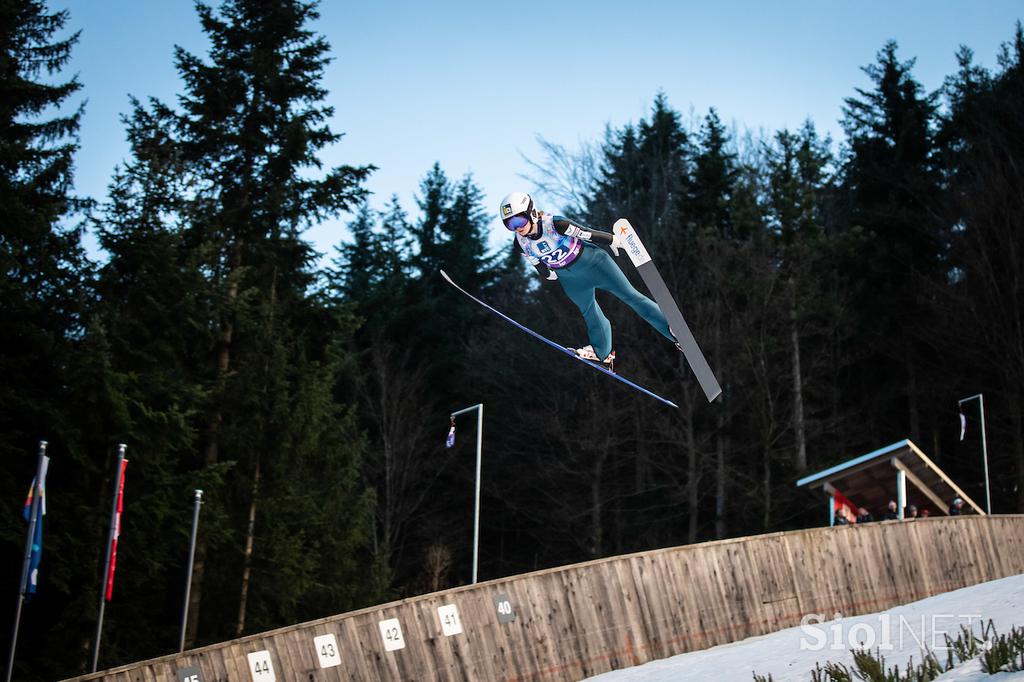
[796,439,984,516]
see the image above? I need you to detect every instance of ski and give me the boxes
[440,270,678,409]
[613,219,723,403]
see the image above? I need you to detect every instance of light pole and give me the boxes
[449,404,483,584]
[958,393,992,514]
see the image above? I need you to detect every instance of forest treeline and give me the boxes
[1,0,1022,678]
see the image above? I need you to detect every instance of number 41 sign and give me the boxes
[437,604,462,636]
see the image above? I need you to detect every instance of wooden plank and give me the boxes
[65,516,1024,682]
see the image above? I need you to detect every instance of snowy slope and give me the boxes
[584,573,1024,682]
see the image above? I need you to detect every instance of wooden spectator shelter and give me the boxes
[796,439,985,524]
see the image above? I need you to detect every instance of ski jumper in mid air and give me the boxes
[499,191,679,369]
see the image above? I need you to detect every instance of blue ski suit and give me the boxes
[514,214,674,360]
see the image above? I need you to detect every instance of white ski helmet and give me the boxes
[498,191,535,230]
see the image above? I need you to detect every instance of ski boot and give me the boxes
[573,345,616,372]
[669,327,683,353]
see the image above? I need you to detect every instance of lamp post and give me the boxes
[449,404,483,584]
[958,393,991,514]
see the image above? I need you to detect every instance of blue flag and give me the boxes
[21,456,49,597]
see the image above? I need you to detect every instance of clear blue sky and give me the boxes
[52,1,1021,261]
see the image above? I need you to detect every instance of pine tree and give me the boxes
[332,194,411,332]
[89,99,224,666]
[410,162,451,282]
[0,3,152,678]
[691,108,739,239]
[437,173,492,291]
[162,0,374,645]
[0,0,88,459]
[764,122,836,474]
[938,24,1024,509]
[839,40,943,445]
[689,108,742,540]
[588,94,691,240]
[334,199,382,305]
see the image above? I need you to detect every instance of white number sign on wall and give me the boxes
[437,604,463,637]
[246,650,275,682]
[378,618,406,651]
[313,633,341,668]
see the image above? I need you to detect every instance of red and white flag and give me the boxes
[105,460,127,601]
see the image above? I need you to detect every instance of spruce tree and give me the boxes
[840,40,943,445]
[939,25,1024,509]
[689,108,741,540]
[764,123,836,474]
[0,4,103,678]
[0,0,87,458]
[437,173,492,292]
[89,99,221,666]
[410,162,450,283]
[162,0,374,645]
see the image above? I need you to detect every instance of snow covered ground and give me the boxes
[584,573,1024,682]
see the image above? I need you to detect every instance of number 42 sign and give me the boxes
[378,618,406,651]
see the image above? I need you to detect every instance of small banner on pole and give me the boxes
[22,456,50,596]
[446,418,455,449]
[959,410,967,441]
[105,459,128,601]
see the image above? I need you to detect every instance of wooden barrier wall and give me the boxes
[66,515,1024,682]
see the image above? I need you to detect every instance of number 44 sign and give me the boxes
[246,650,275,682]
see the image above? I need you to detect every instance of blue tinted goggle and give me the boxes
[503,213,530,230]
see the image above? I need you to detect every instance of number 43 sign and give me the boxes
[313,633,341,668]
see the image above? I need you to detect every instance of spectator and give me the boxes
[907,505,918,519]
[884,500,899,520]
[949,498,964,516]
[921,509,931,518]
[835,510,849,525]
[856,507,873,524]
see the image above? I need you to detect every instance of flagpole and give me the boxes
[90,444,126,672]
[179,489,203,652]
[5,440,47,682]
[958,393,992,514]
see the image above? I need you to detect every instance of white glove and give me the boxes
[609,234,626,257]
[545,269,558,281]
